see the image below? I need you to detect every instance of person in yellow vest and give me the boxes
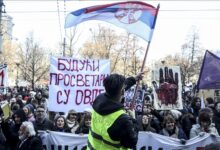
[87,73,143,150]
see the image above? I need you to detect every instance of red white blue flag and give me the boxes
[65,1,159,42]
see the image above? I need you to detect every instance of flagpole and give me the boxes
[130,4,160,110]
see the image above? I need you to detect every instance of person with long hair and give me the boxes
[75,112,91,134]
[138,112,156,133]
[23,105,35,122]
[160,115,187,140]
[53,115,70,133]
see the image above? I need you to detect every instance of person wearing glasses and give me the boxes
[33,105,54,131]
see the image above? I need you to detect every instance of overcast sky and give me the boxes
[4,1,220,62]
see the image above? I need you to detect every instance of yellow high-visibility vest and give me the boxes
[87,109,128,150]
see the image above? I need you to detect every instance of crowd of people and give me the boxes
[0,75,220,149]
[0,87,93,150]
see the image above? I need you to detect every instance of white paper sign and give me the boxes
[48,57,110,112]
[152,66,183,110]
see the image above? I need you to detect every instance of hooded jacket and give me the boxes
[92,92,138,149]
[190,123,219,139]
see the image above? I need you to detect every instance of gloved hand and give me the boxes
[210,133,216,138]
[180,139,186,145]
[135,72,144,81]
[127,109,136,119]
[199,132,205,137]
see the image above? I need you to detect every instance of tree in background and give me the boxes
[80,25,118,59]
[181,26,205,84]
[0,34,19,86]
[153,27,205,85]
[79,25,149,77]
[64,27,82,57]
[120,34,145,76]
[17,32,49,90]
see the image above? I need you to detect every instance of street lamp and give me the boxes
[15,62,20,87]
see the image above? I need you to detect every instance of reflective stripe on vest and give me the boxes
[87,109,127,150]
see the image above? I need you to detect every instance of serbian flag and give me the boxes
[65,1,159,42]
[197,50,220,89]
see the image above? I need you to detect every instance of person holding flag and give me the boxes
[87,73,143,150]
[65,1,159,149]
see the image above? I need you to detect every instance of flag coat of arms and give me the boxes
[65,1,159,42]
[197,50,220,89]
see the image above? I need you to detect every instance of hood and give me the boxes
[12,109,27,122]
[92,93,124,116]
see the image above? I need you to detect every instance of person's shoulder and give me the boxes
[118,113,130,119]
[210,123,216,127]
[44,118,53,124]
[116,113,137,125]
[31,135,41,141]
[64,128,71,133]
[28,136,43,149]
[27,135,42,145]
[178,127,186,134]
[191,124,200,130]
[209,123,218,130]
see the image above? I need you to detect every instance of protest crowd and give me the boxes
[0,75,220,150]
[2,0,220,149]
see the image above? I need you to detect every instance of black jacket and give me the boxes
[16,136,43,150]
[213,109,220,134]
[1,109,27,150]
[92,93,139,149]
[53,127,71,133]
[33,118,54,131]
[0,125,9,150]
[75,125,90,134]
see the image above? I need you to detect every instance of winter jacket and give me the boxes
[66,119,79,134]
[91,93,139,149]
[138,124,156,133]
[213,110,220,134]
[159,127,187,140]
[190,123,219,139]
[180,113,196,139]
[16,136,43,150]
[33,118,54,131]
[75,124,90,134]
[0,125,9,150]
[53,127,71,133]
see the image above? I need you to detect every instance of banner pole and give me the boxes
[130,4,160,110]
[131,41,151,109]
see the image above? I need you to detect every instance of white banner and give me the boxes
[136,132,214,150]
[152,66,183,110]
[39,131,87,150]
[39,131,220,150]
[48,57,110,113]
